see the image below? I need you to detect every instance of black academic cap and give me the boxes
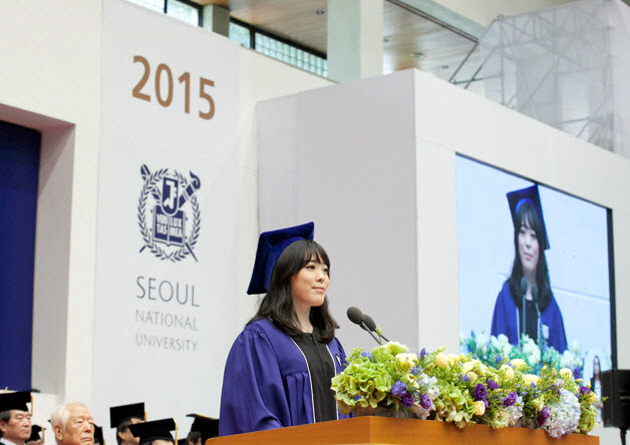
[28,425,44,442]
[128,419,176,445]
[0,391,32,412]
[109,403,145,428]
[198,419,219,443]
[94,425,104,445]
[507,184,549,250]
[246,222,315,294]
[185,414,215,434]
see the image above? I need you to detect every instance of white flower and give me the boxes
[543,389,581,438]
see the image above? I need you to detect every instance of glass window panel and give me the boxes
[229,22,251,48]
[167,0,198,26]
[127,0,164,13]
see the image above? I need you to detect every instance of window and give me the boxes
[125,0,327,77]
[166,0,199,26]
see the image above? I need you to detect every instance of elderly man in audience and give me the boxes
[50,404,94,445]
[0,392,33,445]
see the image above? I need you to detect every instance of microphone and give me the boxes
[347,307,382,345]
[362,314,390,342]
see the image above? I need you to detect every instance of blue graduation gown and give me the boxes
[219,319,351,436]
[491,281,568,352]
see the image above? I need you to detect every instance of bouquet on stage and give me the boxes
[331,342,601,439]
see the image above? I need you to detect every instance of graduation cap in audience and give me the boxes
[109,403,146,429]
[0,391,32,414]
[27,425,44,443]
[93,425,104,445]
[128,419,176,445]
[185,414,218,442]
[506,184,549,250]
[247,221,315,294]
[198,419,219,444]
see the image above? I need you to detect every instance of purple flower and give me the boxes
[460,374,471,382]
[580,386,591,395]
[474,383,487,401]
[410,366,420,375]
[420,393,432,410]
[502,391,518,407]
[400,393,414,408]
[391,381,407,397]
[361,351,373,360]
[537,406,551,427]
[495,355,503,364]
[573,367,582,379]
[487,379,500,391]
[419,348,429,359]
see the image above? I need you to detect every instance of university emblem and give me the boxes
[138,164,201,262]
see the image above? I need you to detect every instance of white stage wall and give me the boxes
[93,0,240,431]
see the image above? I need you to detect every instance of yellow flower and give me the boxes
[478,363,488,376]
[500,364,514,380]
[523,374,540,386]
[447,353,461,364]
[474,400,486,416]
[559,368,573,380]
[466,371,478,382]
[462,361,474,374]
[510,358,527,369]
[435,353,449,368]
[532,398,544,411]
[396,353,417,368]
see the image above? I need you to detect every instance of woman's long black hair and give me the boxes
[507,201,552,311]
[248,239,339,343]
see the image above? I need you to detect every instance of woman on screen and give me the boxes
[491,185,568,352]
[218,222,350,436]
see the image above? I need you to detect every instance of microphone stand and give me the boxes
[361,321,382,345]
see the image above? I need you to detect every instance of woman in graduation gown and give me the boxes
[491,185,567,353]
[219,222,351,436]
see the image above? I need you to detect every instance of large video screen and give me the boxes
[456,155,613,395]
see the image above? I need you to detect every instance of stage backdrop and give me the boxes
[93,0,239,438]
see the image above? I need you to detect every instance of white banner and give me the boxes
[94,0,239,439]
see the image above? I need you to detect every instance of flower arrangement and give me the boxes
[460,330,584,378]
[331,342,601,438]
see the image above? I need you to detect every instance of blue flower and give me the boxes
[460,374,471,382]
[474,384,487,401]
[495,355,502,364]
[361,351,373,360]
[391,380,407,397]
[400,393,414,408]
[487,379,500,390]
[502,391,518,407]
[419,348,429,359]
[537,406,551,427]
[573,367,581,379]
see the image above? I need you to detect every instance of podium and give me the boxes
[207,417,599,445]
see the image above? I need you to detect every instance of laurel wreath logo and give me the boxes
[138,167,201,262]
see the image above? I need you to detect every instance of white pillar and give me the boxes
[202,5,230,37]
[327,0,383,82]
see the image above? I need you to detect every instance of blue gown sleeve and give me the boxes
[491,283,519,345]
[219,324,290,436]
